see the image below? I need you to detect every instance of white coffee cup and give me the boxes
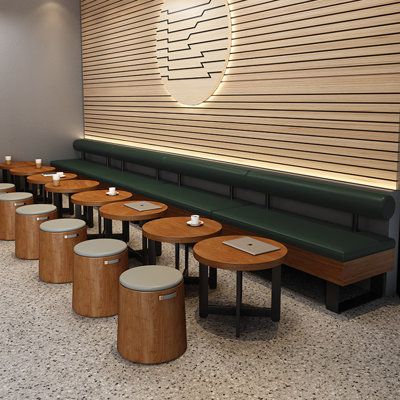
[35,158,42,168]
[5,156,11,165]
[52,174,60,186]
[190,215,200,225]
[108,187,116,195]
[57,172,65,178]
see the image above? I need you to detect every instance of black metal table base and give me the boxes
[199,264,281,338]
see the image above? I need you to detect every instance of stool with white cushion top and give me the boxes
[39,218,87,283]
[15,204,57,259]
[0,192,33,240]
[0,183,15,193]
[117,265,187,364]
[73,238,128,317]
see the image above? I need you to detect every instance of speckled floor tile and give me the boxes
[0,216,399,399]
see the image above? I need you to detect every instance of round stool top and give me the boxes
[74,238,127,258]
[120,265,183,292]
[0,192,33,202]
[71,189,133,207]
[193,235,288,272]
[0,183,15,191]
[16,204,57,215]
[40,218,86,233]
[142,216,222,244]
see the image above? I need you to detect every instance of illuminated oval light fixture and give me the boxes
[156,0,231,106]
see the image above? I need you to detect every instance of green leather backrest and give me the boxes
[242,170,395,220]
[73,139,395,219]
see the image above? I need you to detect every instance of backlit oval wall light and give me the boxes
[156,0,232,106]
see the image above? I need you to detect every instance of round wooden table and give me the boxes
[0,161,35,182]
[10,165,55,191]
[142,216,222,283]
[193,235,287,337]
[27,173,77,203]
[71,189,133,235]
[100,200,168,261]
[45,179,100,218]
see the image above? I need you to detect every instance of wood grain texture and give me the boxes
[10,166,55,177]
[72,249,128,317]
[15,210,58,260]
[27,173,77,185]
[117,281,187,364]
[39,226,88,284]
[0,161,35,171]
[71,189,132,207]
[193,235,287,271]
[142,216,222,244]
[100,200,168,221]
[45,179,100,194]
[0,197,34,241]
[81,0,400,190]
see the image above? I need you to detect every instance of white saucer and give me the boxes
[58,174,66,178]
[106,191,119,196]
[187,220,203,227]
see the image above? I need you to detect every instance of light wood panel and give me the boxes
[81,0,400,190]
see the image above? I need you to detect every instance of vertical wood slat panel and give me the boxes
[81,0,400,190]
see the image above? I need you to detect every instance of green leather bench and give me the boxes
[52,139,396,312]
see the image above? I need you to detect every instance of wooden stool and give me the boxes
[0,183,15,193]
[118,265,187,364]
[0,192,33,240]
[15,204,58,259]
[39,218,87,283]
[73,239,128,317]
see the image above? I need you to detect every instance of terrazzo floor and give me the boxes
[0,220,400,400]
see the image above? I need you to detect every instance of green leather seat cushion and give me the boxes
[213,206,395,261]
[52,159,245,216]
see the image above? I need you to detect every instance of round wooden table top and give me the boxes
[45,179,100,194]
[10,165,55,176]
[193,235,287,272]
[71,189,133,207]
[100,200,168,222]
[0,161,35,171]
[142,216,222,244]
[27,172,77,185]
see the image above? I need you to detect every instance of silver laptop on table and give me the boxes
[223,236,280,256]
[124,201,162,212]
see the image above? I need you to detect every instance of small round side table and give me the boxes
[45,179,100,218]
[100,200,168,261]
[71,189,133,236]
[142,216,222,285]
[0,161,35,182]
[10,165,55,191]
[193,235,287,337]
[27,173,77,204]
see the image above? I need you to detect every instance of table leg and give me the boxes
[2,170,7,183]
[54,193,63,218]
[74,204,83,220]
[199,263,209,318]
[183,244,189,276]
[97,208,102,235]
[23,177,29,192]
[271,265,281,322]
[148,239,157,264]
[104,218,113,238]
[68,194,74,215]
[209,267,217,289]
[85,207,94,228]
[175,244,180,270]
[142,234,148,264]
[236,271,243,338]
[122,221,130,242]
[155,241,162,257]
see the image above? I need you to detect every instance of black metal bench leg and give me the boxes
[271,265,281,322]
[199,263,209,318]
[370,273,386,296]
[326,282,341,313]
[236,271,243,338]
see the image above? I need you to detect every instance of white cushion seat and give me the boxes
[119,265,183,292]
[74,238,127,258]
[16,204,57,215]
[0,183,15,192]
[40,218,86,233]
[0,192,33,202]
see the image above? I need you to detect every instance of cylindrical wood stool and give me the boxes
[73,239,128,317]
[15,204,58,259]
[118,265,187,364]
[39,218,87,283]
[0,183,15,193]
[0,192,33,240]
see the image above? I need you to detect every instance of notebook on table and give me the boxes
[223,236,280,256]
[124,201,162,212]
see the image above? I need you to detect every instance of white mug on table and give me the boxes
[52,174,60,187]
[35,158,42,168]
[190,215,200,225]
[108,187,116,195]
[4,156,11,165]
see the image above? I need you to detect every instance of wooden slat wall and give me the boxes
[80,0,400,190]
